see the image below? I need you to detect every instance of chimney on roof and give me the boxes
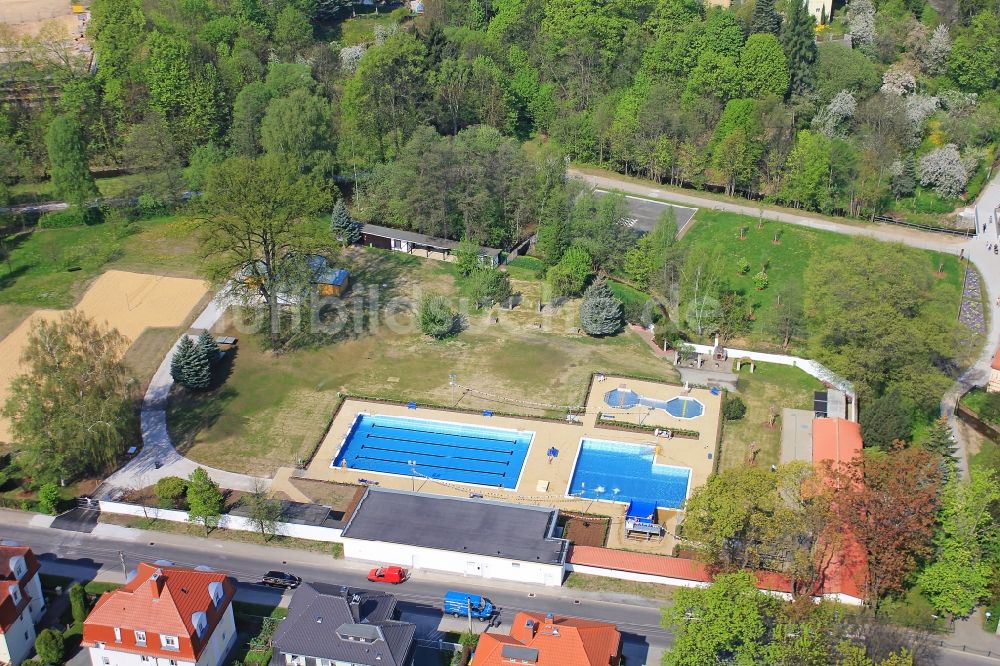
[149,569,165,598]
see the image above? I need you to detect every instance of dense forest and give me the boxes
[0,0,996,227]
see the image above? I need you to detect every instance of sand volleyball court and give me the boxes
[0,270,210,442]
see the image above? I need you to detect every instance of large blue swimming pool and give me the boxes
[332,414,533,488]
[568,439,691,509]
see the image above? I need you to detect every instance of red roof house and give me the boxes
[0,544,45,666]
[83,563,237,666]
[811,417,867,603]
[472,611,621,666]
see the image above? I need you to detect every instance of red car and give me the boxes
[367,566,407,584]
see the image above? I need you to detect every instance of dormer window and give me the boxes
[10,556,25,579]
[191,612,208,637]
[161,635,179,651]
[113,627,121,643]
[207,581,224,606]
[134,630,146,646]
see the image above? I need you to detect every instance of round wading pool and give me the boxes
[664,396,704,419]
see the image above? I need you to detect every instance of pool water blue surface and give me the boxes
[603,388,705,420]
[568,439,691,509]
[664,397,704,418]
[333,414,533,488]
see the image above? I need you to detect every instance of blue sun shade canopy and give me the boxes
[626,500,658,523]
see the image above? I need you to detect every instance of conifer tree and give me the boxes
[924,417,959,466]
[196,330,221,366]
[781,0,818,95]
[579,279,624,336]
[750,0,782,35]
[330,199,361,244]
[170,335,195,386]
[185,339,212,390]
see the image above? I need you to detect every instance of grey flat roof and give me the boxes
[780,408,815,464]
[360,224,502,257]
[341,488,569,565]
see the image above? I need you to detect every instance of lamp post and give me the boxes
[408,460,417,492]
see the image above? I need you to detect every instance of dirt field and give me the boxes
[0,270,209,442]
[0,0,80,36]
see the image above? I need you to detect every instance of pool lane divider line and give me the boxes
[358,444,513,466]
[352,454,510,479]
[367,423,523,446]
[362,432,517,456]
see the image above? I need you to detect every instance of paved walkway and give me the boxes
[570,168,1000,477]
[103,293,268,494]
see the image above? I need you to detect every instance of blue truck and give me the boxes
[443,590,495,621]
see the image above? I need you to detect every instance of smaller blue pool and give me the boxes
[603,388,705,420]
[664,396,704,419]
[568,439,691,509]
[332,414,533,488]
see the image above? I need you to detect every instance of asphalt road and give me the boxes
[592,188,697,235]
[3,518,670,665]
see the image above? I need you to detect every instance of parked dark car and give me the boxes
[261,571,301,589]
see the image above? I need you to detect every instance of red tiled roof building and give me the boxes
[472,612,621,666]
[0,543,45,666]
[83,563,237,666]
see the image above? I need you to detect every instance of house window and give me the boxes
[141,657,149,662]
[9,585,20,604]
[286,655,305,666]
[134,630,146,646]
[113,627,121,643]
[169,660,178,666]
[392,239,402,250]
[161,635,179,650]
[102,658,110,665]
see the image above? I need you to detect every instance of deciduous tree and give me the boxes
[826,445,942,608]
[3,312,135,484]
[44,114,97,207]
[186,467,224,534]
[199,154,332,349]
[244,479,282,540]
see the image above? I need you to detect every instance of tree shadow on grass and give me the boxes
[166,384,239,458]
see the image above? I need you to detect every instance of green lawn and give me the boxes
[677,209,969,353]
[167,248,679,475]
[719,362,824,470]
[878,584,949,633]
[0,214,200,308]
[8,173,154,206]
[325,10,405,46]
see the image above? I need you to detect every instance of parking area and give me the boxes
[594,189,697,236]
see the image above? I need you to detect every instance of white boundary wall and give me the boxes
[342,538,564,587]
[689,345,855,397]
[98,501,343,542]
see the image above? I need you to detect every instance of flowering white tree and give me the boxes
[881,65,917,96]
[339,45,366,73]
[373,24,399,45]
[938,89,977,114]
[812,90,857,137]
[847,0,877,52]
[918,144,968,198]
[924,25,951,75]
[904,94,939,138]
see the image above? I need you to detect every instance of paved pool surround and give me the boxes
[305,376,721,554]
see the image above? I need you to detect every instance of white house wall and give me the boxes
[89,645,194,666]
[0,607,38,666]
[195,606,236,666]
[25,572,45,623]
[341,538,564,587]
